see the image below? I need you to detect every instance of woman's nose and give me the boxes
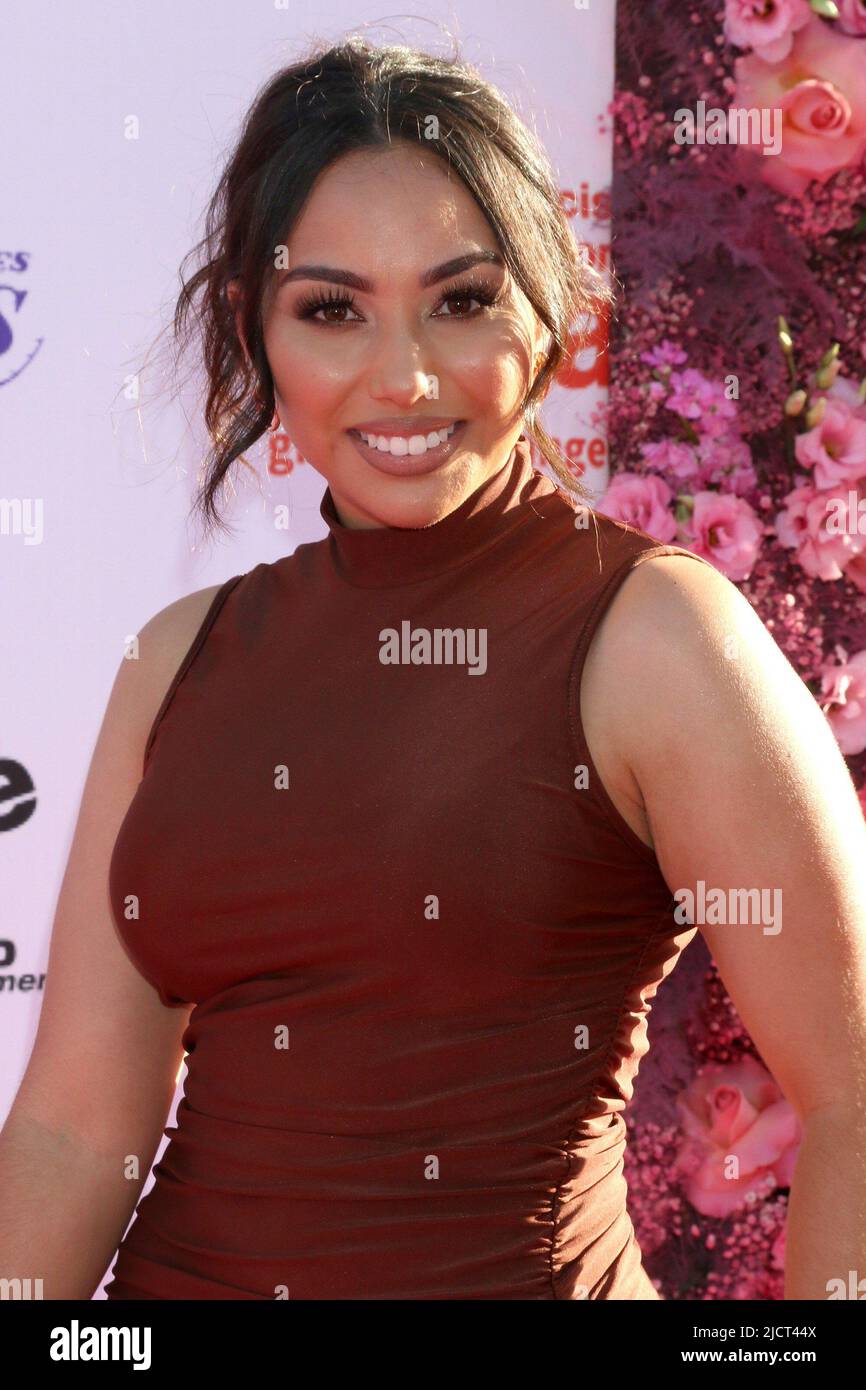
[366,345,440,403]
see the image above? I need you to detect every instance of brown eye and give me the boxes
[440,293,476,317]
[317,303,351,324]
[434,279,500,319]
[296,289,358,324]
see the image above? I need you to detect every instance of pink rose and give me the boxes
[817,647,866,755]
[640,438,701,479]
[594,478,678,542]
[595,472,678,541]
[734,20,866,196]
[837,0,866,38]
[775,480,866,579]
[675,1055,802,1219]
[724,0,812,62]
[682,490,763,580]
[795,398,866,488]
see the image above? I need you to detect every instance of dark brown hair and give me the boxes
[167,34,614,538]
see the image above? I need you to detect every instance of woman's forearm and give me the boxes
[0,1107,142,1300]
[783,1103,866,1300]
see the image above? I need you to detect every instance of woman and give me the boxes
[3,37,864,1302]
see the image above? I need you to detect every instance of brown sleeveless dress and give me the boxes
[104,437,712,1300]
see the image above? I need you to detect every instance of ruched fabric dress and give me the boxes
[104,436,712,1301]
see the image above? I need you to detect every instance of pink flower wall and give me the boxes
[607,0,866,1299]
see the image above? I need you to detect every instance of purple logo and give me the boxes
[0,251,44,385]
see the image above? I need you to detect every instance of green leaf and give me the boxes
[810,0,840,17]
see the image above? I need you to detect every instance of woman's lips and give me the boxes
[346,420,467,477]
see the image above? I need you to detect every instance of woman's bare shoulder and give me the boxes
[579,552,732,852]
[124,582,230,728]
[139,581,228,642]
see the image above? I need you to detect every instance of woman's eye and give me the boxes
[436,292,480,318]
[298,283,495,326]
[312,300,358,325]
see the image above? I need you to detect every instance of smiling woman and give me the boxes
[165,36,611,541]
[12,31,863,1308]
[257,137,553,523]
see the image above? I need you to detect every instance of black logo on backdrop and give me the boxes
[0,759,37,831]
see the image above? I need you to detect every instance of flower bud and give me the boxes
[815,359,841,389]
[784,389,807,417]
[805,396,827,429]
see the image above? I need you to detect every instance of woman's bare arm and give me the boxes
[0,583,223,1298]
[599,553,866,1300]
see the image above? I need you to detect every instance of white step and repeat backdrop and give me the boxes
[1,0,615,1292]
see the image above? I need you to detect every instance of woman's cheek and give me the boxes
[448,321,532,402]
[456,351,526,413]
[268,340,353,409]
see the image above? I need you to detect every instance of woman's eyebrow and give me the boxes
[276,249,505,292]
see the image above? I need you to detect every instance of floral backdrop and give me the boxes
[600,0,866,1299]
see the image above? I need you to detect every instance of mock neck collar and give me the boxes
[318,436,557,588]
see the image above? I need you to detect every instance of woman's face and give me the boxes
[257,142,548,531]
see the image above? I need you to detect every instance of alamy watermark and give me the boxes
[0,497,43,545]
[825,491,866,536]
[674,100,782,157]
[379,622,487,676]
[674,880,782,935]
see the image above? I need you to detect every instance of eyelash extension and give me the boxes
[294,276,502,324]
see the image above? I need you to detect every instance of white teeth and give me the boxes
[357,421,459,454]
